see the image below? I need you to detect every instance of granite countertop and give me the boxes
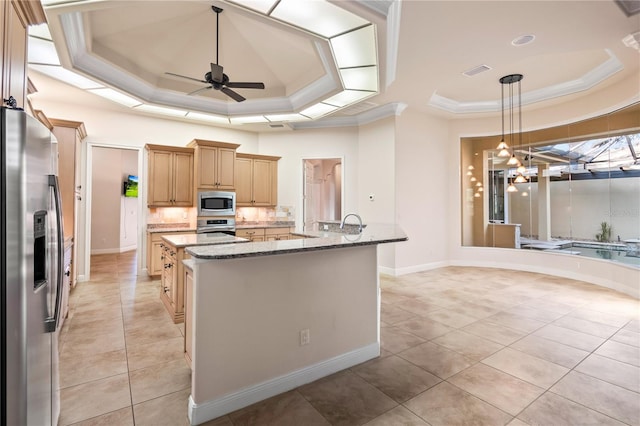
[162,232,249,248]
[147,223,196,233]
[186,223,407,260]
[236,221,295,230]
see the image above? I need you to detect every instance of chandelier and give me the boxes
[496,73,527,190]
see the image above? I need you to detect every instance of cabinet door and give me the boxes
[172,151,194,206]
[150,241,165,276]
[148,150,174,206]
[235,157,253,206]
[252,159,272,206]
[197,146,217,188]
[216,148,236,189]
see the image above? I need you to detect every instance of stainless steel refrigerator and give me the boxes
[1,106,63,426]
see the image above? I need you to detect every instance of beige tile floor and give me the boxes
[59,252,640,425]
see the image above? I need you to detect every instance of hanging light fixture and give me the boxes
[514,174,527,183]
[497,74,523,162]
[507,180,518,192]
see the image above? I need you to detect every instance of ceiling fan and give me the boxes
[165,6,265,102]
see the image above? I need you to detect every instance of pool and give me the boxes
[563,244,640,268]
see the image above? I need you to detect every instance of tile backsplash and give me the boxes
[147,207,196,226]
[237,206,294,223]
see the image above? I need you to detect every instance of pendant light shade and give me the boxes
[514,174,527,183]
[507,181,518,192]
[497,74,524,164]
[506,154,520,166]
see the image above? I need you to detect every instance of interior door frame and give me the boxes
[82,142,144,281]
[300,156,345,231]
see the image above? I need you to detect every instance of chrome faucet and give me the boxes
[340,213,363,233]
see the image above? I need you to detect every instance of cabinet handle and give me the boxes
[164,286,170,293]
[164,263,172,268]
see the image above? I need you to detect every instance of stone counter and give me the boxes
[147,223,196,233]
[162,232,248,248]
[186,224,407,259]
[235,221,295,230]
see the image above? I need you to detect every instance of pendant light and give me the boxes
[497,74,523,162]
[514,174,527,183]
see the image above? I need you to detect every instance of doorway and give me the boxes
[303,158,343,230]
[83,144,143,280]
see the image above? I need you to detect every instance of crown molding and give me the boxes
[429,49,624,114]
[290,102,407,129]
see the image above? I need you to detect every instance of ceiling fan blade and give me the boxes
[165,72,207,84]
[221,87,246,102]
[211,63,224,83]
[225,82,265,89]
[187,86,213,96]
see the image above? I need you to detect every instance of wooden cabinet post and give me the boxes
[1,0,46,110]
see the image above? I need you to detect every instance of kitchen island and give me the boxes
[184,224,407,425]
[159,232,248,322]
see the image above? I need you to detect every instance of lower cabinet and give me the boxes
[184,266,193,369]
[146,230,191,277]
[237,227,294,242]
[159,240,190,323]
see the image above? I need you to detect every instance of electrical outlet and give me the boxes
[323,224,328,231]
[300,329,310,346]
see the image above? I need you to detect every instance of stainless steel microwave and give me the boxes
[197,190,236,216]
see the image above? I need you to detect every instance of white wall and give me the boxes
[91,147,122,253]
[357,117,397,269]
[258,127,360,226]
[394,109,451,273]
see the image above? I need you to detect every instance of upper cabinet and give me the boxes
[235,153,280,207]
[1,0,46,110]
[146,144,194,207]
[187,139,240,191]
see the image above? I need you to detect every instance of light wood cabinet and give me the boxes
[50,118,87,289]
[146,230,192,277]
[1,1,45,110]
[236,228,265,242]
[187,139,239,191]
[237,227,294,242]
[265,227,292,241]
[146,144,194,207]
[184,265,193,368]
[235,153,280,207]
[159,240,191,323]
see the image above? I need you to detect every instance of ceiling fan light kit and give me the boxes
[165,6,265,102]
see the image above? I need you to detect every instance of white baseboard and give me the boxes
[380,261,450,277]
[188,342,380,425]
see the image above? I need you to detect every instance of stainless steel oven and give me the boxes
[196,218,236,235]
[197,190,235,217]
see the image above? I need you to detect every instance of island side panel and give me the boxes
[190,245,379,411]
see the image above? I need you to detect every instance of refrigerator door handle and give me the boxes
[44,174,64,333]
